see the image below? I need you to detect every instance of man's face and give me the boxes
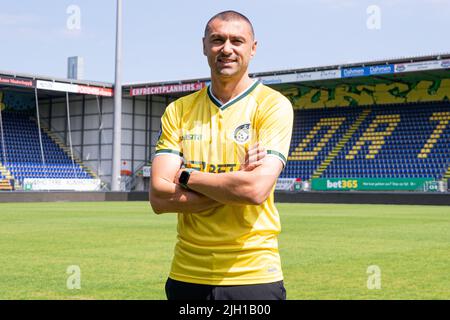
[203,18,257,79]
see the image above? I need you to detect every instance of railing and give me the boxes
[122,160,149,191]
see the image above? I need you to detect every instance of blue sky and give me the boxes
[1,0,449,84]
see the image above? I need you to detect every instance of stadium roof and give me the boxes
[250,52,450,79]
[123,53,450,87]
[0,70,113,87]
[124,53,450,98]
[0,69,113,98]
[1,53,449,98]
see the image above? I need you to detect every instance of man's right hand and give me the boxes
[240,142,267,171]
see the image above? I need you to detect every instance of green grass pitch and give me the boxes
[0,202,449,300]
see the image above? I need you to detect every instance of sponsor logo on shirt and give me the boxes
[181,134,203,141]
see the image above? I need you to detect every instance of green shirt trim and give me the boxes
[155,149,184,157]
[207,80,260,111]
[267,150,287,166]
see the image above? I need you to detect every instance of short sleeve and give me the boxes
[257,95,293,167]
[154,102,183,161]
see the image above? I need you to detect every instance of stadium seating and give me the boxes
[0,111,93,188]
[284,107,362,181]
[2,102,449,190]
[280,102,450,181]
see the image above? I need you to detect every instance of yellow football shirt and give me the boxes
[155,80,293,285]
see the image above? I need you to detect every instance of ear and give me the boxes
[250,40,257,59]
[202,37,207,56]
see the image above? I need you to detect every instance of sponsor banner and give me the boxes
[423,180,442,193]
[36,80,78,93]
[367,64,394,75]
[23,178,101,191]
[311,178,436,191]
[257,69,341,84]
[77,85,113,96]
[314,69,341,80]
[394,60,449,73]
[275,178,297,191]
[258,74,295,85]
[342,64,394,78]
[130,82,206,96]
[36,80,112,96]
[0,75,35,88]
[342,67,367,78]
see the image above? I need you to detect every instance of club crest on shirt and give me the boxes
[233,123,251,144]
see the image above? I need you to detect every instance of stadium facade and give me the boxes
[0,53,449,194]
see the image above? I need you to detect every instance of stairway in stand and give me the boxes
[0,163,14,191]
[39,125,98,179]
[311,108,372,179]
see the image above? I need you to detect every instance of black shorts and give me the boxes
[165,278,286,300]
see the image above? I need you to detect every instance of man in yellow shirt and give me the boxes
[150,10,293,300]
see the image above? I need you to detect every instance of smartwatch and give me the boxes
[179,169,194,189]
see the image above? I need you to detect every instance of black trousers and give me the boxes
[165,278,286,300]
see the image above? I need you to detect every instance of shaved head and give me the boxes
[204,10,255,39]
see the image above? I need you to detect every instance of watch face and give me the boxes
[179,170,190,185]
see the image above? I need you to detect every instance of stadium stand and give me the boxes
[0,111,94,189]
[285,107,366,180]
[280,102,450,181]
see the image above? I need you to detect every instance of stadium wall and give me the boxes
[274,191,450,206]
[0,191,133,202]
[0,191,448,205]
